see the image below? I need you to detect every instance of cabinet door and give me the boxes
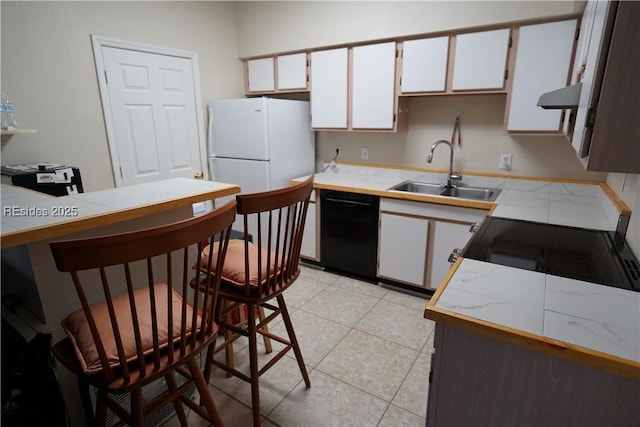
[378,213,429,287]
[247,57,275,92]
[452,29,510,91]
[301,200,317,260]
[277,53,308,90]
[401,37,449,93]
[571,0,616,159]
[310,48,348,129]
[430,221,473,289]
[352,42,397,129]
[506,20,577,132]
[584,1,640,172]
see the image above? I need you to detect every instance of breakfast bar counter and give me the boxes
[1,177,240,248]
[1,178,239,427]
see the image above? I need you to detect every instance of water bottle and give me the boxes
[1,94,18,131]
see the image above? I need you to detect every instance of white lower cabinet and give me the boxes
[301,191,318,261]
[378,198,487,290]
[378,213,429,286]
[429,221,475,289]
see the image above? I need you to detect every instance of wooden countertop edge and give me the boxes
[600,183,632,215]
[311,183,497,210]
[424,260,640,382]
[1,185,240,249]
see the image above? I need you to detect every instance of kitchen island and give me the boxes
[424,258,640,426]
[1,177,239,426]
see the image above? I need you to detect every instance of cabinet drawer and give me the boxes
[380,198,487,223]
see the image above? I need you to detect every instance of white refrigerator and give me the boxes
[208,97,315,234]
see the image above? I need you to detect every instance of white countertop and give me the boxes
[311,164,621,231]
[435,259,640,363]
[1,178,240,248]
[307,164,637,371]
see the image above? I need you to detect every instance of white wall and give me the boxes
[319,95,605,180]
[235,1,584,57]
[1,1,244,191]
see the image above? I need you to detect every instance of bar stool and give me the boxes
[49,201,236,426]
[195,176,313,426]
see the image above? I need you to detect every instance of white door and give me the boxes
[351,42,397,129]
[247,58,275,93]
[94,37,206,187]
[277,53,308,90]
[310,48,349,129]
[378,213,429,287]
[430,221,474,289]
[452,28,510,91]
[210,156,270,208]
[401,37,449,93]
[506,19,577,132]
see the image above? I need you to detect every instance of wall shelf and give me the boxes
[1,129,38,135]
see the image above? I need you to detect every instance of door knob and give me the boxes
[194,172,203,179]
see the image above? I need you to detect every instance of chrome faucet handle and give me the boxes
[450,174,463,185]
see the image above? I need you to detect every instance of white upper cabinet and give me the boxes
[400,37,449,93]
[506,19,577,132]
[310,48,349,129]
[245,53,308,94]
[310,43,400,130]
[246,57,275,93]
[277,53,308,90]
[351,42,397,129]
[452,28,510,91]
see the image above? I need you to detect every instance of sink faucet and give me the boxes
[426,139,462,188]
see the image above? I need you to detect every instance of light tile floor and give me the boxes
[172,264,435,426]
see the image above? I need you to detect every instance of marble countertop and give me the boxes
[1,178,240,248]
[302,164,637,378]
[433,259,640,366]
[425,258,640,381]
[308,164,623,231]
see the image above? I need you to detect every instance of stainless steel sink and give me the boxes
[388,180,501,202]
[389,181,445,196]
[439,186,500,201]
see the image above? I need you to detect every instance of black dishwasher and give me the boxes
[320,190,379,280]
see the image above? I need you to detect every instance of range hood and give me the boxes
[537,83,582,109]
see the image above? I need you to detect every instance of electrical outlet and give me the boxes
[335,147,341,158]
[499,153,512,170]
[361,146,370,160]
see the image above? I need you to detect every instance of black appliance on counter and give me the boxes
[320,190,379,280]
[461,216,640,292]
[1,163,83,196]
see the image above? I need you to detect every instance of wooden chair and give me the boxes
[196,175,313,426]
[49,201,236,427]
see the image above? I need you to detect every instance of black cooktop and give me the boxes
[461,217,640,292]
